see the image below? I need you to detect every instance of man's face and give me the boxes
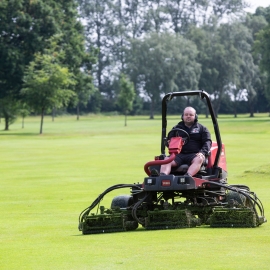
[183,108,196,125]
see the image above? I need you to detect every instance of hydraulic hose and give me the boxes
[144,153,175,176]
[201,181,265,219]
[131,193,150,225]
[78,184,142,227]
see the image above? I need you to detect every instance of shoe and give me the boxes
[150,169,160,177]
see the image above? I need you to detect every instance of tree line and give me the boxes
[1,0,270,132]
[78,0,270,118]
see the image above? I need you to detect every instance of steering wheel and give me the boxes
[167,128,190,145]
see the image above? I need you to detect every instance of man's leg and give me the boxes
[160,158,178,175]
[186,154,204,176]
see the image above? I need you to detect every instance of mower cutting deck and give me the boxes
[78,90,266,234]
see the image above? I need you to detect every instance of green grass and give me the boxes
[0,114,270,269]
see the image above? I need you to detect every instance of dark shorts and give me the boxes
[174,153,197,167]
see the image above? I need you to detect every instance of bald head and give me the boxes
[182,107,197,127]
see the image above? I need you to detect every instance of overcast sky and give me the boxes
[245,0,269,13]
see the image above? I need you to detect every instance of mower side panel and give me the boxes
[208,142,227,172]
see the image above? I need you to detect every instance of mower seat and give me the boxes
[171,154,209,175]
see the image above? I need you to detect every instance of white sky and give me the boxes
[245,0,270,13]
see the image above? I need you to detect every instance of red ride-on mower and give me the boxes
[78,90,266,234]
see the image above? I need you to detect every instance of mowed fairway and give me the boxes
[0,114,270,270]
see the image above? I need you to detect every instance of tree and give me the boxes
[116,74,135,126]
[21,50,75,134]
[241,13,268,116]
[164,0,208,34]
[0,0,93,129]
[207,0,248,19]
[222,22,257,117]
[0,98,20,131]
[228,13,268,117]
[254,7,270,110]
[187,22,242,116]
[56,0,97,118]
[126,32,200,118]
[77,0,114,93]
[0,0,58,129]
[76,0,250,115]
[19,103,30,129]
[123,0,148,38]
[74,71,97,120]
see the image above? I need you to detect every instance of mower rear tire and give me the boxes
[111,195,133,209]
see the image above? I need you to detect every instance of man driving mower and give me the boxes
[152,106,212,176]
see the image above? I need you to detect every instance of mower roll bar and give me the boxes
[161,90,222,169]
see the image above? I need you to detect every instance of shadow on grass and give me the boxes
[0,132,40,136]
[72,227,148,237]
[71,223,267,237]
